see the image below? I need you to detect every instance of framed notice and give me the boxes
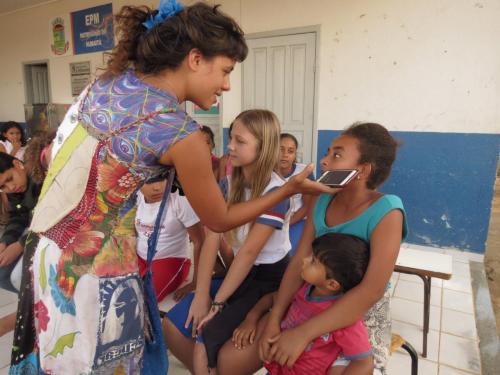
[70,61,91,96]
[71,3,114,55]
[49,15,73,57]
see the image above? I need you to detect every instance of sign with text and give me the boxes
[71,3,114,55]
[70,61,91,96]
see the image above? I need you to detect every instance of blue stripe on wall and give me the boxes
[318,130,500,253]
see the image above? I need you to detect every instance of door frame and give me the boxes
[22,59,52,105]
[244,25,321,166]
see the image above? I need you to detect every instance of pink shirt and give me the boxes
[265,283,372,375]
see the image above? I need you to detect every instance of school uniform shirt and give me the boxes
[135,190,200,260]
[282,163,315,214]
[220,172,291,264]
[0,140,25,160]
[265,283,372,375]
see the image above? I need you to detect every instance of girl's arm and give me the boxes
[268,210,404,367]
[160,131,332,233]
[173,222,205,301]
[212,222,275,303]
[289,194,313,225]
[186,222,204,285]
[185,229,221,337]
[259,207,316,361]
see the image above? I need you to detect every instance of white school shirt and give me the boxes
[0,140,25,161]
[220,172,291,264]
[282,163,314,214]
[135,190,200,260]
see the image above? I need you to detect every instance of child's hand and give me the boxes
[173,281,195,302]
[232,316,258,349]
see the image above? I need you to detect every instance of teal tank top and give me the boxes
[313,194,408,242]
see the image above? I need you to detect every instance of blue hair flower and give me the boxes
[143,0,185,30]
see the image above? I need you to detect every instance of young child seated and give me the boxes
[135,175,204,302]
[234,232,373,375]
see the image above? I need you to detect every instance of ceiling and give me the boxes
[0,0,58,15]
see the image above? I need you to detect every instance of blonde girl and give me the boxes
[164,109,291,374]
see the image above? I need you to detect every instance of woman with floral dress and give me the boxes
[8,2,327,374]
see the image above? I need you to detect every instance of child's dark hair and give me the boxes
[1,121,27,146]
[0,152,19,173]
[342,122,398,189]
[104,2,248,78]
[280,133,298,149]
[200,125,215,146]
[312,233,370,292]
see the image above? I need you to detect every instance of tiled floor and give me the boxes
[0,243,485,374]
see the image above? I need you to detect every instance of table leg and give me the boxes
[414,274,431,358]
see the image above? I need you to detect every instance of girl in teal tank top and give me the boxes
[259,123,408,375]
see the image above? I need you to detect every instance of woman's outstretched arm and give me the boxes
[160,131,333,233]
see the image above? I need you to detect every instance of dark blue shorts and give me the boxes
[165,277,223,339]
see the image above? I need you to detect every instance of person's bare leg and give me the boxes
[162,317,195,373]
[193,342,216,375]
[0,312,16,337]
[217,314,268,375]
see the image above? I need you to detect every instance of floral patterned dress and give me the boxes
[9,70,200,375]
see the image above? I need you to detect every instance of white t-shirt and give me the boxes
[135,190,200,260]
[282,163,315,214]
[220,172,291,265]
[0,140,25,161]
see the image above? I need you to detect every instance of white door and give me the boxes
[243,32,316,163]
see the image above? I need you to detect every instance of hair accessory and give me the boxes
[143,0,185,30]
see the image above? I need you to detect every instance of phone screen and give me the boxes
[317,170,358,186]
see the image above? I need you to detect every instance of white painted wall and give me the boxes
[1,0,499,135]
[219,0,500,134]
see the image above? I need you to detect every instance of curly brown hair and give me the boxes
[23,131,56,184]
[102,2,248,78]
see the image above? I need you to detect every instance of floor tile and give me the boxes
[441,309,478,340]
[0,335,13,368]
[393,279,442,307]
[0,332,13,347]
[387,351,437,375]
[168,355,190,374]
[0,290,16,308]
[0,304,17,318]
[452,261,471,279]
[439,364,480,374]
[443,274,472,294]
[444,249,483,263]
[390,297,441,331]
[442,289,474,314]
[391,320,440,362]
[439,333,481,373]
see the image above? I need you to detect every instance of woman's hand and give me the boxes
[287,164,338,196]
[185,292,211,337]
[173,281,196,302]
[232,315,258,350]
[267,326,310,368]
[258,316,282,363]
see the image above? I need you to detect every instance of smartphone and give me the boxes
[317,169,359,187]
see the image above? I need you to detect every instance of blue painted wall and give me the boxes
[318,130,500,253]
